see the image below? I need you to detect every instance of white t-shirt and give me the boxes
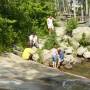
[29,35,33,41]
[29,35,38,44]
[51,48,58,56]
[47,18,54,29]
[33,35,37,44]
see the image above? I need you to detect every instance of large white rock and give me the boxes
[64,47,73,54]
[41,49,52,65]
[69,38,80,49]
[60,42,68,50]
[55,27,66,37]
[32,47,38,54]
[64,54,75,64]
[63,35,71,42]
[77,47,88,56]
[64,64,73,69]
[32,53,39,62]
[83,51,90,59]
[72,27,90,42]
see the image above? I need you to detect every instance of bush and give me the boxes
[44,32,59,50]
[79,33,90,47]
[66,18,78,36]
[0,16,17,52]
[0,0,56,52]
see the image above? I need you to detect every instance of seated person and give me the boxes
[29,33,39,48]
[22,45,34,60]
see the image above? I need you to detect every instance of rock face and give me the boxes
[32,53,39,62]
[64,54,75,64]
[83,51,90,59]
[41,49,52,66]
[72,27,90,42]
[64,47,73,54]
[64,63,72,69]
[55,27,66,37]
[68,38,80,49]
[77,47,88,56]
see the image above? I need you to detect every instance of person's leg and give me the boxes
[29,54,33,61]
[57,59,60,68]
[60,60,64,66]
[53,61,55,68]
[48,28,52,35]
[34,42,39,48]
[54,62,57,68]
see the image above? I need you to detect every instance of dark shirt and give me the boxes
[59,51,64,60]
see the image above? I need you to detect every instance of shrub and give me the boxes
[79,33,90,47]
[44,32,59,50]
[66,18,78,36]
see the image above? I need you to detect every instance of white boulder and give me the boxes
[41,49,52,65]
[55,27,66,37]
[83,51,90,59]
[64,47,73,54]
[64,54,75,64]
[32,53,39,62]
[72,27,90,42]
[64,64,73,69]
[77,47,88,56]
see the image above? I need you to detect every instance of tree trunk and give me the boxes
[86,0,88,16]
[81,5,84,22]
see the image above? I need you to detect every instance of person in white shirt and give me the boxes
[29,33,39,48]
[51,47,58,68]
[47,16,54,35]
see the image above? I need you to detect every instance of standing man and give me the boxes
[47,16,54,35]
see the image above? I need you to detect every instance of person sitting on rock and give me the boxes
[57,49,64,68]
[29,32,39,48]
[22,44,34,60]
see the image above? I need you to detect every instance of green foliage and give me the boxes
[0,0,55,52]
[44,32,59,50]
[79,33,90,47]
[37,49,43,64]
[0,16,17,52]
[66,18,78,36]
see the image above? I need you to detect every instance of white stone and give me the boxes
[32,53,39,62]
[64,47,73,54]
[41,49,52,62]
[32,47,37,53]
[64,64,72,69]
[55,27,66,37]
[77,47,88,56]
[72,27,90,42]
[70,38,80,49]
[83,51,90,59]
[64,54,75,64]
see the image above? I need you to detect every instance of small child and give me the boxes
[57,49,64,68]
[51,48,58,68]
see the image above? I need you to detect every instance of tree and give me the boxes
[0,0,55,52]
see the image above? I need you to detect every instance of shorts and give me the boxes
[47,25,54,30]
[52,55,57,62]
